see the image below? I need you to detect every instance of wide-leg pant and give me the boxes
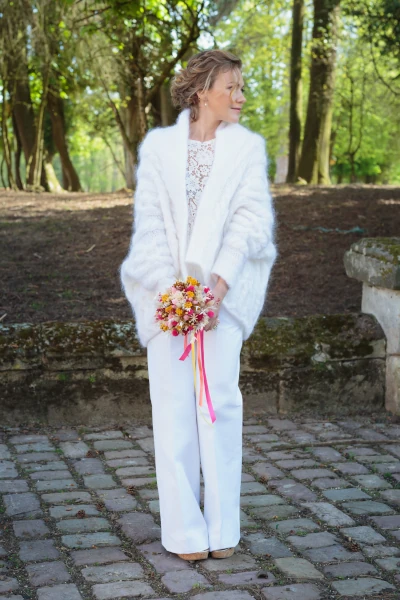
[147,304,244,553]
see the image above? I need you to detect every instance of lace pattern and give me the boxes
[186,138,216,241]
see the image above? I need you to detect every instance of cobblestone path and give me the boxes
[1,417,400,599]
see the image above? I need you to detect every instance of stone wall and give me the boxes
[344,237,400,413]
[0,313,385,425]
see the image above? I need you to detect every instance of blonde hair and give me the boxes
[170,49,243,122]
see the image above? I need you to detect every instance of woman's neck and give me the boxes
[189,115,221,142]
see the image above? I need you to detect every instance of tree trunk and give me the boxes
[10,49,48,189]
[287,0,305,183]
[1,76,17,190]
[151,81,179,127]
[44,152,63,192]
[119,77,148,190]
[12,69,48,189]
[11,72,39,185]
[123,144,136,190]
[297,0,341,184]
[10,63,35,166]
[26,67,50,190]
[116,88,135,190]
[47,86,82,191]
[12,113,24,190]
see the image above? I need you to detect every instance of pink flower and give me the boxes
[186,285,195,292]
[172,329,179,336]
[197,314,203,321]
[207,311,214,318]
[204,287,210,292]
[171,320,178,327]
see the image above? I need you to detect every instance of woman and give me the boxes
[120,49,277,562]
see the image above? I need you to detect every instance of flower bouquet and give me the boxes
[154,276,220,424]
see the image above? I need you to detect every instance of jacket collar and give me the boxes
[159,107,253,276]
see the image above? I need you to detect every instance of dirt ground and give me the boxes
[0,184,399,325]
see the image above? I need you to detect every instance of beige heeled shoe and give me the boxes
[177,548,209,561]
[211,547,235,558]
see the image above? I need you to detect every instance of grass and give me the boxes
[383,473,400,488]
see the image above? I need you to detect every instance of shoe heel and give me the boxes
[177,548,209,561]
[211,547,235,559]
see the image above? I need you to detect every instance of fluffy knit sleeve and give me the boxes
[211,134,277,289]
[120,132,176,293]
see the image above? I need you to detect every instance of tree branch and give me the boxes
[369,40,400,96]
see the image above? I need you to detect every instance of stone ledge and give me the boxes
[344,237,400,289]
[0,314,386,424]
[0,321,144,372]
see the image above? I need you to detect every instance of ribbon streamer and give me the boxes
[179,329,216,425]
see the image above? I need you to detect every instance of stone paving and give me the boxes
[1,416,400,599]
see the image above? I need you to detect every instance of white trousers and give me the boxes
[147,304,244,553]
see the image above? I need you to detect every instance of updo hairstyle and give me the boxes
[170,49,242,121]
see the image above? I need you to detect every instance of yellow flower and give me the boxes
[165,305,173,313]
[176,308,183,316]
[187,276,199,286]
[184,301,192,308]
[161,294,169,302]
[186,291,194,298]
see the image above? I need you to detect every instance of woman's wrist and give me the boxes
[213,276,229,303]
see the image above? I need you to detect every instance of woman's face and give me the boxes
[199,68,246,122]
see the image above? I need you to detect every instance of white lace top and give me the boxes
[186,138,216,242]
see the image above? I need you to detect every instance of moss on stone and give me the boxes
[0,313,386,385]
[0,323,39,363]
[41,320,141,356]
[354,237,400,265]
[0,319,144,365]
[245,313,385,370]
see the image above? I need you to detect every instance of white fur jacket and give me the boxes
[119,107,278,348]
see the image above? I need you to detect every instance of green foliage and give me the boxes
[213,0,293,178]
[1,0,400,189]
[213,0,400,182]
[331,14,400,182]
[348,0,400,60]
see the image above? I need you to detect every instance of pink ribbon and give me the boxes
[179,329,216,424]
[199,329,216,423]
[179,334,192,361]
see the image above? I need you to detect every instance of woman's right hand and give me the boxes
[203,276,229,332]
[204,303,221,332]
